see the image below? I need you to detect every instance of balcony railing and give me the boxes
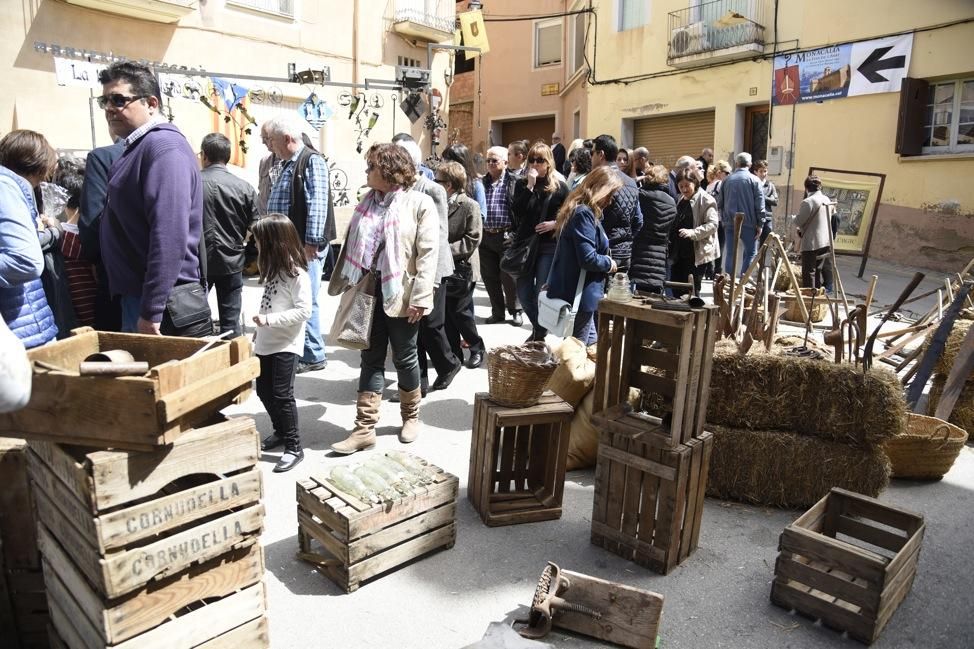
[667,0,766,67]
[392,0,456,42]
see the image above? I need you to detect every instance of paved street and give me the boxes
[224,256,974,649]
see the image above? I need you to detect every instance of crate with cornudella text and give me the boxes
[25,416,270,648]
[296,452,458,593]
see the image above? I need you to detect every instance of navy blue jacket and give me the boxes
[79,140,124,264]
[546,206,613,313]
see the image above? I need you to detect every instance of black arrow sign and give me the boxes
[858,46,907,83]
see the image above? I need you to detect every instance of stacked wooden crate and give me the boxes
[0,438,48,649]
[297,453,458,592]
[0,329,267,648]
[589,300,719,574]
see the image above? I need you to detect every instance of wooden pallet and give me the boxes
[0,329,259,450]
[297,453,458,593]
[39,524,265,647]
[26,417,263,599]
[591,423,714,575]
[594,301,718,447]
[468,392,574,527]
[771,488,925,644]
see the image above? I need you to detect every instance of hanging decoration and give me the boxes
[297,91,334,131]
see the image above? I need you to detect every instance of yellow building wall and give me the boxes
[2,0,453,230]
[583,0,974,271]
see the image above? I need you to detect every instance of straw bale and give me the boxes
[928,376,974,439]
[925,319,973,378]
[706,425,891,508]
[707,351,906,446]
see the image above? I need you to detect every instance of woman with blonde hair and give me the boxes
[510,141,569,341]
[328,143,439,454]
[543,166,621,344]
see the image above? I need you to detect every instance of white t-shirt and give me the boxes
[254,268,312,356]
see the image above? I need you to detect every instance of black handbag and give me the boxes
[444,260,473,300]
[499,234,538,279]
[161,282,214,337]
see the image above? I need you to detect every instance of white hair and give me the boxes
[735,151,752,168]
[487,145,508,161]
[263,113,306,140]
[396,139,423,166]
[676,155,696,169]
[633,147,650,159]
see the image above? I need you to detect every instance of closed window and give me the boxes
[569,10,587,77]
[618,0,648,31]
[535,18,563,68]
[228,0,295,18]
[897,77,974,156]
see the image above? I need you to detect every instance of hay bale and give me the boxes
[931,319,972,378]
[707,352,906,446]
[928,376,974,439]
[706,425,891,508]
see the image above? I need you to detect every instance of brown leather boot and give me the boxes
[398,387,422,443]
[331,392,381,454]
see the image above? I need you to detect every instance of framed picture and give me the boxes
[808,167,886,278]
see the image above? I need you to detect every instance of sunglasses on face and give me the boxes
[528,157,546,164]
[96,94,147,109]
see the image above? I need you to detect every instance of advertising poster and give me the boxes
[817,176,881,254]
[772,34,913,105]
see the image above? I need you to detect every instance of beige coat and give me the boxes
[682,189,720,267]
[328,189,439,317]
[794,190,831,251]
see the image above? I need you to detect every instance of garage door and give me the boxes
[633,111,715,169]
[500,117,556,147]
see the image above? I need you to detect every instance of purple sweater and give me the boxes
[101,124,203,322]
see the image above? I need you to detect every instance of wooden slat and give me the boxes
[157,357,260,422]
[833,489,923,535]
[195,616,269,649]
[693,307,718,439]
[771,579,875,643]
[835,514,908,554]
[592,313,612,413]
[346,524,455,586]
[598,298,694,326]
[668,318,695,447]
[556,570,663,649]
[601,432,629,556]
[678,436,703,561]
[596,443,677,481]
[688,431,713,551]
[591,521,666,563]
[0,438,40,569]
[349,503,455,563]
[606,315,626,408]
[886,523,925,578]
[656,445,689,573]
[774,554,878,612]
[298,509,350,564]
[631,346,680,373]
[779,526,887,584]
[296,486,349,542]
[629,372,677,399]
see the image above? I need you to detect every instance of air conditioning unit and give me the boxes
[670,22,709,56]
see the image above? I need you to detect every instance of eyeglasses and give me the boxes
[434,177,448,185]
[486,158,503,165]
[527,157,546,164]
[96,94,147,109]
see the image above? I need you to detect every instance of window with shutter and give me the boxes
[535,19,563,68]
[898,76,974,156]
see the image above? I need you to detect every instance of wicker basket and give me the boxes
[486,342,558,408]
[884,413,969,480]
[783,287,828,323]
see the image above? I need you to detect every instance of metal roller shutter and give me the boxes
[633,111,715,169]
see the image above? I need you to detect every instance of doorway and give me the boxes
[744,105,769,162]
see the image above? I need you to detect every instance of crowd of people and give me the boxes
[0,60,838,472]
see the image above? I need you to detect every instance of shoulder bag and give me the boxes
[328,242,384,350]
[499,190,553,279]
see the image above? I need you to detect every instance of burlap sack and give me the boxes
[567,389,599,470]
[546,337,595,407]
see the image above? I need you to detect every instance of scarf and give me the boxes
[342,188,404,308]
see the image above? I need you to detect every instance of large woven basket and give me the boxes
[783,287,828,323]
[486,342,558,408]
[884,413,969,480]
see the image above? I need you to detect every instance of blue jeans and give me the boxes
[573,310,597,346]
[302,255,326,364]
[723,223,758,275]
[120,296,141,333]
[516,252,554,335]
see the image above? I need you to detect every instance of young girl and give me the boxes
[251,214,312,473]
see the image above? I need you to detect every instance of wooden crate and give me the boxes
[771,488,925,644]
[469,392,574,527]
[0,438,40,570]
[26,416,264,599]
[594,300,718,447]
[0,567,48,649]
[0,328,259,450]
[39,524,266,648]
[296,453,458,592]
[591,422,714,575]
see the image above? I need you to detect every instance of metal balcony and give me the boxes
[64,0,197,23]
[667,0,766,68]
[392,0,456,43]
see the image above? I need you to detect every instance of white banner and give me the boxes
[848,34,913,97]
[53,57,105,88]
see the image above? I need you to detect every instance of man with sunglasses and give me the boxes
[97,61,206,336]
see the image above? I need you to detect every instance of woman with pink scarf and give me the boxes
[328,143,439,454]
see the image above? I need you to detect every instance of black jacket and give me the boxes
[630,183,676,291]
[79,140,125,264]
[201,164,259,276]
[601,167,643,270]
[511,176,569,254]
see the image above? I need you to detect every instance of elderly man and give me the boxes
[97,61,208,337]
[717,152,765,275]
[551,133,566,174]
[697,148,714,182]
[480,145,522,326]
[632,147,651,184]
[668,155,698,199]
[200,133,259,337]
[591,134,642,272]
[264,115,333,373]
